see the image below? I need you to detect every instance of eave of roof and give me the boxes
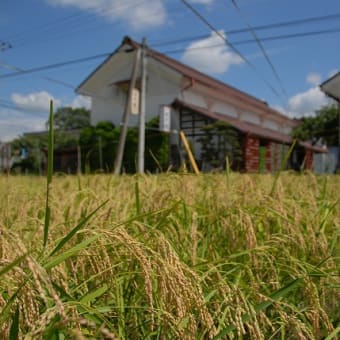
[173,99,327,153]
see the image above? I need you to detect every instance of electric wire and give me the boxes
[0,61,75,88]
[179,0,283,103]
[5,0,144,45]
[151,12,340,47]
[159,27,340,54]
[1,26,340,81]
[4,1,182,51]
[0,52,111,80]
[230,0,288,98]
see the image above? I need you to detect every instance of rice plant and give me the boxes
[0,172,339,339]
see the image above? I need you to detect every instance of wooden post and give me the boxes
[179,131,200,174]
[338,102,340,170]
[114,48,142,175]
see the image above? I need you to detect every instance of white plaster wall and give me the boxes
[241,111,261,125]
[182,90,207,108]
[91,85,125,126]
[211,102,238,118]
[263,118,279,131]
[91,60,181,128]
[282,125,292,134]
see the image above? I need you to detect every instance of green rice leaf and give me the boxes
[43,100,54,249]
[214,278,302,339]
[270,139,296,196]
[0,283,25,324]
[325,324,340,340]
[80,284,108,304]
[49,199,108,257]
[0,253,27,277]
[9,306,19,340]
[44,235,99,270]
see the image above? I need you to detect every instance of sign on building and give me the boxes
[131,88,140,115]
[160,105,171,132]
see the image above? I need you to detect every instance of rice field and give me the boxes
[0,172,340,339]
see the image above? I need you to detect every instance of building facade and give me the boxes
[77,36,324,172]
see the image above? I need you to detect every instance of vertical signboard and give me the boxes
[131,88,140,115]
[160,105,171,132]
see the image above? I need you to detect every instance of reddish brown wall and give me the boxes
[265,142,272,172]
[244,135,259,172]
[305,149,313,170]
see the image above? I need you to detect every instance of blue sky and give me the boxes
[1,0,339,141]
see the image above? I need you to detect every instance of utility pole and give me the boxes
[138,38,147,174]
[338,101,340,170]
[114,47,142,175]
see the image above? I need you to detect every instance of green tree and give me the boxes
[79,118,169,173]
[79,121,117,172]
[292,105,339,146]
[46,107,91,130]
[145,117,169,171]
[198,121,242,170]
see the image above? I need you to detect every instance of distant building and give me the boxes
[320,72,340,172]
[0,142,11,173]
[77,36,325,172]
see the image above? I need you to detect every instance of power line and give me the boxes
[4,2,182,51]
[160,27,340,54]
[230,0,288,98]
[1,26,340,81]
[0,52,111,80]
[151,12,340,48]
[4,0,143,45]
[0,61,75,88]
[0,99,47,114]
[179,0,283,102]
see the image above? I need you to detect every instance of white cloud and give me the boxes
[306,72,321,86]
[69,95,91,109]
[45,0,166,29]
[0,93,92,141]
[181,31,243,74]
[0,109,46,142]
[287,86,329,118]
[11,91,61,112]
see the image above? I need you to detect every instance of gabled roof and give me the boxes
[77,36,295,125]
[320,71,340,102]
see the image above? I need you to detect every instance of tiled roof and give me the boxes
[124,37,298,126]
[173,99,326,153]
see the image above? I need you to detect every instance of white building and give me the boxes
[77,36,324,172]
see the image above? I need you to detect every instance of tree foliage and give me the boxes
[10,107,169,173]
[292,105,339,146]
[198,121,242,170]
[79,118,169,173]
[46,106,91,130]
